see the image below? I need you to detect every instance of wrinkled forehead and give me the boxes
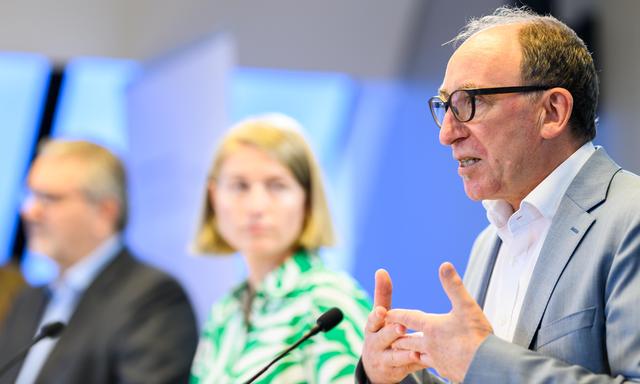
[440,24,524,98]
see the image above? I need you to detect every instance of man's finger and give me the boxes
[365,306,387,333]
[382,348,423,368]
[419,352,433,369]
[370,322,408,350]
[385,309,431,332]
[439,262,475,311]
[373,357,426,384]
[391,332,426,352]
[374,269,393,309]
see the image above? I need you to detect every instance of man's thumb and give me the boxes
[439,262,472,310]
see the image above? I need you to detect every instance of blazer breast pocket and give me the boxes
[536,306,596,348]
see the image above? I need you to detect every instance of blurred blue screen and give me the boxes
[231,68,356,169]
[23,57,140,284]
[52,57,140,156]
[7,54,486,317]
[19,59,359,285]
[0,53,50,266]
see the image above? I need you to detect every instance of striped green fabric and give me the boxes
[190,250,371,384]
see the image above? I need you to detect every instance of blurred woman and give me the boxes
[189,114,370,384]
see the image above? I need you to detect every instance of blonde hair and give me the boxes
[194,114,334,254]
[38,139,128,230]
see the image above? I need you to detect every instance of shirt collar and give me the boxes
[233,249,320,300]
[54,234,122,293]
[483,141,596,229]
[524,141,595,220]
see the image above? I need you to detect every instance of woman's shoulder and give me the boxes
[301,264,364,292]
[202,282,247,326]
[296,261,371,318]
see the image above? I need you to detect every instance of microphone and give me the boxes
[0,322,66,378]
[243,307,343,384]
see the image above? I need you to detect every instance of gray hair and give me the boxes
[449,6,542,47]
[450,6,599,142]
[38,139,128,230]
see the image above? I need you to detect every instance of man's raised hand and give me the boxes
[387,262,493,382]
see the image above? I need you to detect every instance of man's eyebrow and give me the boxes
[459,82,478,89]
[439,82,480,99]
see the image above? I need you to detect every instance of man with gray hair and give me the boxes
[0,139,198,384]
[358,6,640,383]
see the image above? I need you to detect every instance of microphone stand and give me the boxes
[0,322,65,378]
[243,307,343,384]
[243,325,321,384]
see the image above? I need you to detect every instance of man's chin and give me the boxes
[462,185,484,201]
[26,241,55,259]
[462,179,497,202]
[26,244,45,255]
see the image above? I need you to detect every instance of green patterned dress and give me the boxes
[189,250,371,384]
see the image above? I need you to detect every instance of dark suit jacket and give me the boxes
[0,248,198,384]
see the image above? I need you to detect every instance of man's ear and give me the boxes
[540,87,573,139]
[99,198,121,227]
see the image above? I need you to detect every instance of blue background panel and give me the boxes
[0,53,51,265]
[10,53,491,319]
[21,57,140,285]
[52,57,140,156]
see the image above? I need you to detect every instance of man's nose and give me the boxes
[20,195,41,221]
[439,111,468,146]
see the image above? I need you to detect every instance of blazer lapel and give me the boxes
[0,287,48,383]
[466,235,502,308]
[21,287,49,338]
[4,287,49,346]
[38,249,132,378]
[511,148,621,348]
[511,199,594,347]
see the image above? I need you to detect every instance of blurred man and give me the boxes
[0,139,198,384]
[358,6,640,384]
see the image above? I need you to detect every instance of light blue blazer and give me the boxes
[388,148,640,384]
[461,148,640,383]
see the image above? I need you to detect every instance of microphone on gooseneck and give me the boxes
[0,322,66,378]
[243,307,344,384]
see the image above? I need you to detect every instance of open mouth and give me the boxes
[459,158,481,167]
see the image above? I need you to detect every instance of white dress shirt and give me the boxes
[15,235,122,384]
[482,142,595,342]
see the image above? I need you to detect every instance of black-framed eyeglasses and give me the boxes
[428,85,556,128]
